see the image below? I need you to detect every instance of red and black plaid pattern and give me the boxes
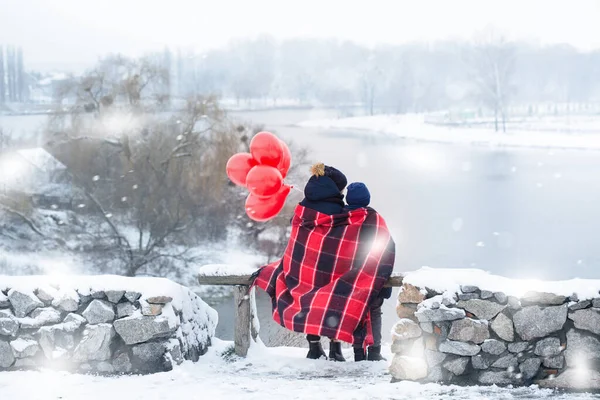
[252,205,395,347]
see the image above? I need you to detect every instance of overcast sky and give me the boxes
[2,0,600,72]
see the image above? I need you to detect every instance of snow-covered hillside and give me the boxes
[299,114,600,151]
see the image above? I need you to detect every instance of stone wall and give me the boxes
[390,275,600,389]
[0,276,217,374]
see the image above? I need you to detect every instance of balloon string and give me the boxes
[289,184,303,194]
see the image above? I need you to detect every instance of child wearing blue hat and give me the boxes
[345,182,391,362]
[345,182,371,211]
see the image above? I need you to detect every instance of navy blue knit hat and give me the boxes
[346,182,371,208]
[324,165,348,192]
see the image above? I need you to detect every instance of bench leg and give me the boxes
[249,286,260,342]
[234,285,251,357]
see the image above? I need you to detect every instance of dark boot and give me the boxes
[367,345,386,361]
[328,341,346,362]
[306,338,327,360]
[354,347,366,362]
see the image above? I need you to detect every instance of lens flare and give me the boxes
[39,257,74,281]
[402,146,446,172]
[369,235,388,256]
[0,153,29,186]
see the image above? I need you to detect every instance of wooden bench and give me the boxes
[198,265,404,357]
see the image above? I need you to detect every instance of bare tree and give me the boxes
[6,46,15,102]
[51,54,169,118]
[17,47,25,102]
[49,97,242,276]
[43,55,250,276]
[360,53,384,116]
[465,30,516,132]
[162,47,173,104]
[0,46,5,104]
[227,37,276,105]
[0,127,12,152]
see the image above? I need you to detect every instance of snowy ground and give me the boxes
[298,114,600,151]
[1,339,598,400]
[404,267,600,300]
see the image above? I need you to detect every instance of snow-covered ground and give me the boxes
[298,114,600,151]
[404,267,600,300]
[0,339,595,400]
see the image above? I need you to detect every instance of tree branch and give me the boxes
[0,203,45,237]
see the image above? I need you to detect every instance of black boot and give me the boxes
[354,347,366,362]
[306,338,327,360]
[367,345,386,361]
[329,341,346,362]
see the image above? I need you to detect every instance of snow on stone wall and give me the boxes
[390,268,600,390]
[0,275,217,374]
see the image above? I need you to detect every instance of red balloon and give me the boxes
[250,132,283,167]
[246,165,283,197]
[277,140,292,178]
[245,185,291,222]
[226,153,257,187]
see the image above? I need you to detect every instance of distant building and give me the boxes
[0,148,84,209]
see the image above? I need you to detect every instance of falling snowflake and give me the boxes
[554,173,562,179]
[493,232,500,236]
[511,166,517,173]
[121,197,128,202]
[451,218,463,232]
[51,204,58,210]
[132,184,138,190]
[176,135,184,141]
[92,175,100,182]
[537,162,544,167]
[577,260,583,265]
[326,316,339,328]
[105,213,113,218]
[536,183,543,188]
[476,242,485,247]
[357,153,368,168]
[77,204,86,209]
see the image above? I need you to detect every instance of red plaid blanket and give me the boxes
[252,205,395,347]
